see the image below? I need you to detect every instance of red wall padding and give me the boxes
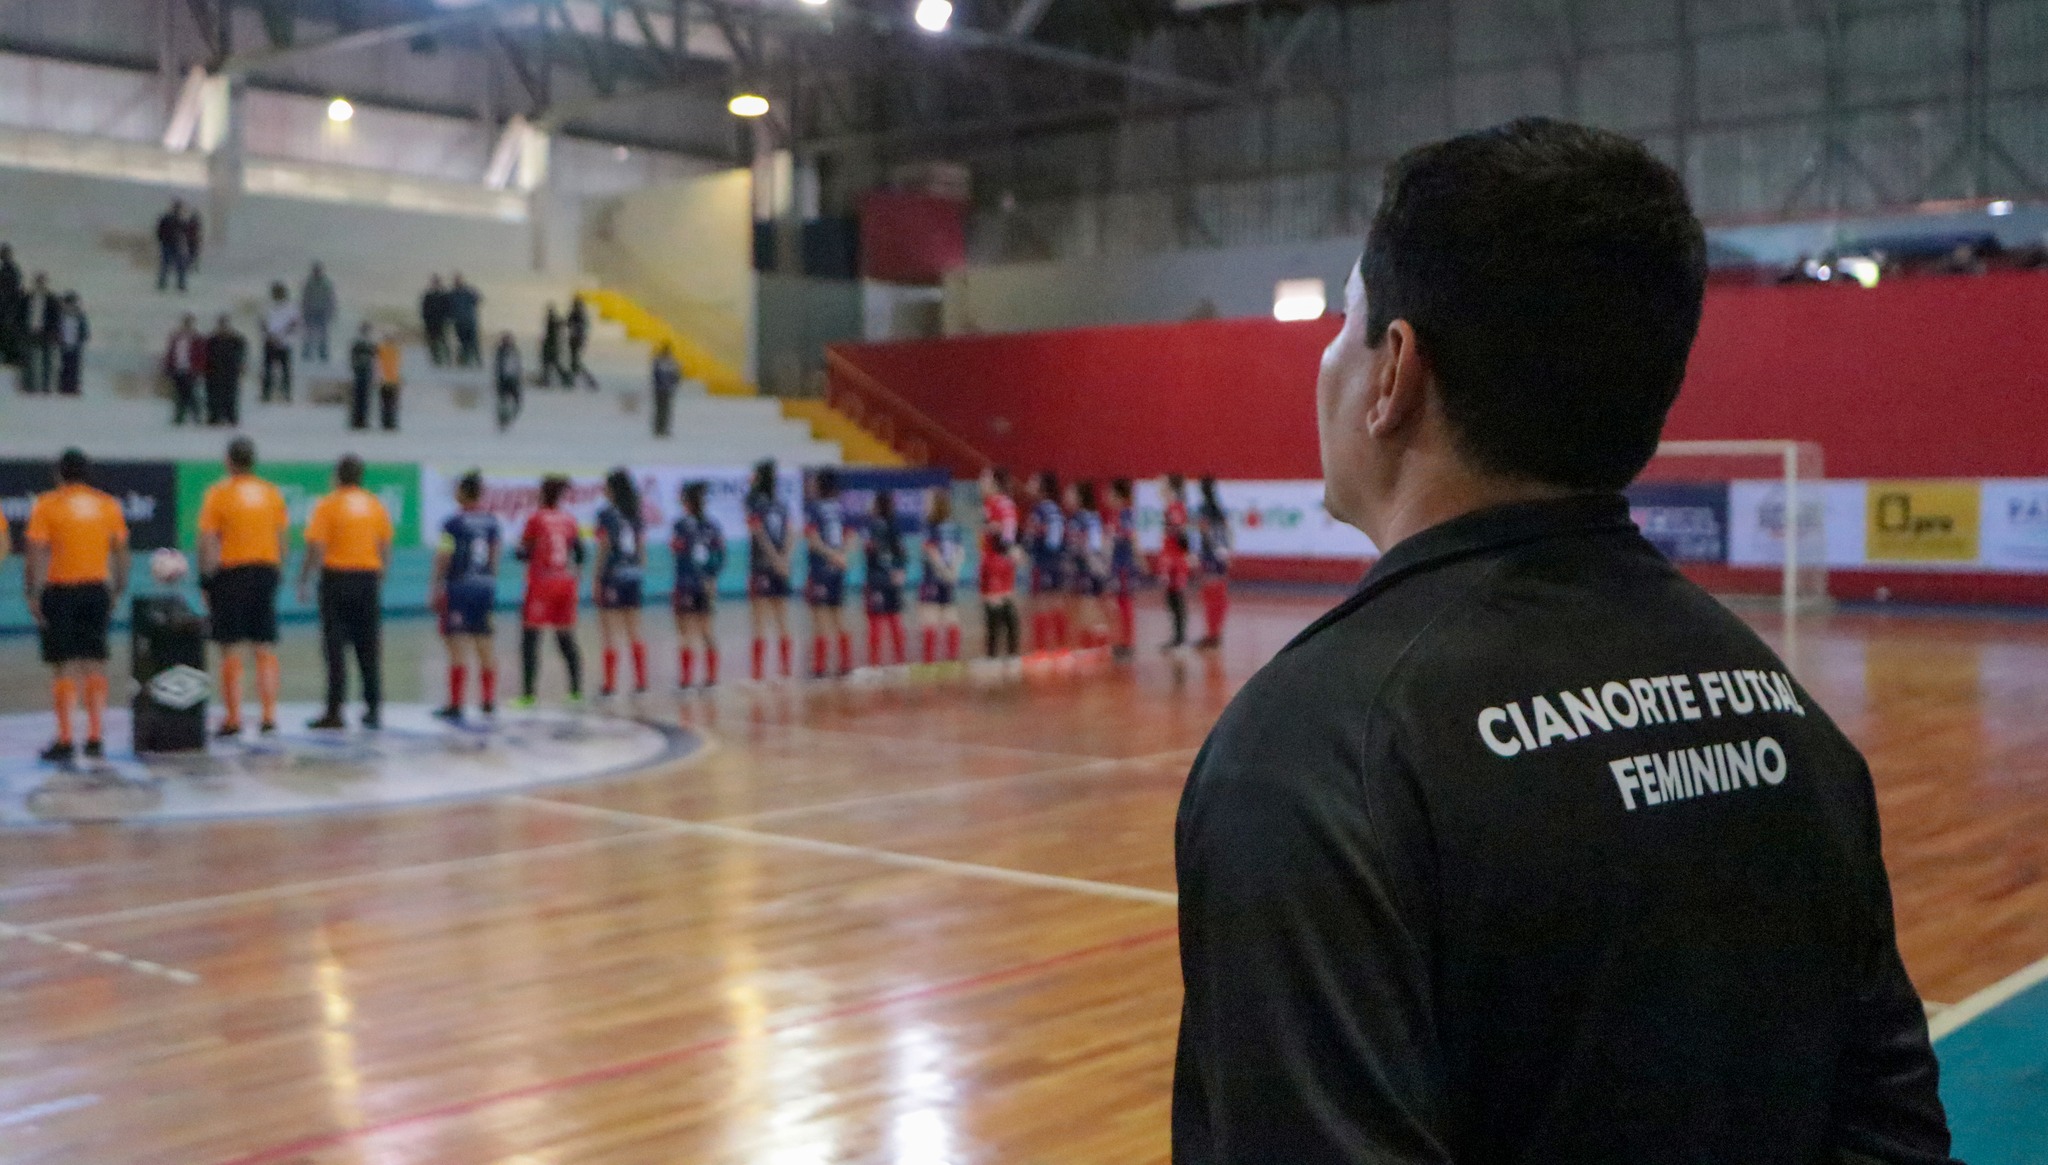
[835,270,2048,480]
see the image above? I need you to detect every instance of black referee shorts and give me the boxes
[207,563,281,644]
[39,583,112,665]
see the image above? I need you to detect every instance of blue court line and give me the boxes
[1937,962,2048,1165]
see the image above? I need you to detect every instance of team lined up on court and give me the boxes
[1,442,1237,751]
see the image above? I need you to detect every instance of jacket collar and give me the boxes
[1284,493,1639,652]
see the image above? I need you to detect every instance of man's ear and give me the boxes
[1364,319,1430,439]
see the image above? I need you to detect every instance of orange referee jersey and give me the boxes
[26,483,129,584]
[305,486,393,572]
[198,473,289,567]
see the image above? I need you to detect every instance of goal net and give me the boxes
[1629,440,1828,622]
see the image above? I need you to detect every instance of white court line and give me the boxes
[0,921,200,985]
[1929,949,2048,1041]
[719,748,1200,826]
[26,828,680,934]
[517,796,1181,907]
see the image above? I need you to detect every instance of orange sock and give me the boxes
[51,676,76,744]
[83,673,108,743]
[256,651,281,725]
[219,654,244,727]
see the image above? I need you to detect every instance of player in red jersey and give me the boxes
[978,466,1021,659]
[1157,472,1191,650]
[514,474,586,705]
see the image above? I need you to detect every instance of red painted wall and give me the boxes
[859,191,968,286]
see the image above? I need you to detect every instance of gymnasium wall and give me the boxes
[832,270,2048,604]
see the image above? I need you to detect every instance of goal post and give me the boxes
[1633,440,1827,624]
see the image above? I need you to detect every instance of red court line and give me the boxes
[214,923,1180,1165]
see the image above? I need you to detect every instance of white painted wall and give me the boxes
[584,170,758,379]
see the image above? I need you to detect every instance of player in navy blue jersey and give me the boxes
[430,470,502,721]
[918,489,965,663]
[862,491,909,667]
[593,469,648,695]
[745,459,793,680]
[1194,474,1232,650]
[1023,469,1068,652]
[1107,478,1140,660]
[803,468,853,678]
[670,480,726,688]
[1065,480,1112,649]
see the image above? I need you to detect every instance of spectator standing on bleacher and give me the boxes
[421,275,451,365]
[448,272,483,367]
[156,199,193,292]
[300,263,336,364]
[0,245,21,367]
[376,331,403,432]
[55,293,88,396]
[164,314,207,426]
[494,332,523,432]
[182,205,203,273]
[539,303,569,388]
[567,295,593,386]
[260,282,298,403]
[347,322,376,431]
[18,273,56,394]
[205,314,247,426]
[651,343,681,438]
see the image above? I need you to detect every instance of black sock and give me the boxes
[1000,604,1020,656]
[557,631,583,696]
[984,605,1000,658]
[1167,589,1186,645]
[521,628,540,697]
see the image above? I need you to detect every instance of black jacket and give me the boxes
[1174,494,1952,1165]
[204,331,246,384]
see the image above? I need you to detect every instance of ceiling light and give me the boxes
[1989,199,2014,216]
[1273,278,1327,322]
[914,0,953,32]
[728,93,771,118]
[326,97,354,123]
[798,0,828,6]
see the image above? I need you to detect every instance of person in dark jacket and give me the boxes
[54,293,88,395]
[421,275,450,366]
[567,294,594,387]
[650,343,681,437]
[347,322,377,431]
[0,244,21,365]
[300,262,336,363]
[164,313,207,425]
[538,304,569,388]
[1173,118,1955,1165]
[204,314,247,426]
[156,199,193,292]
[493,331,523,431]
[447,272,482,367]
[181,204,203,273]
[17,272,55,393]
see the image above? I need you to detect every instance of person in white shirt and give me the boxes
[260,282,300,403]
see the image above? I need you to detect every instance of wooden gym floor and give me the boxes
[2,591,2046,1164]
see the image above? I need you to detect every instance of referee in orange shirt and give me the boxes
[297,454,393,731]
[197,437,289,737]
[23,448,130,762]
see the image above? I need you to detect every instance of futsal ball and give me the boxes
[150,548,190,585]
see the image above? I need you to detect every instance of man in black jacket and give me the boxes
[204,314,247,426]
[1173,118,1954,1165]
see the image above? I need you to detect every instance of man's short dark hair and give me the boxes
[1363,117,1707,492]
[539,474,569,508]
[56,448,87,483]
[336,454,365,487]
[457,471,483,503]
[227,437,256,472]
[814,468,839,497]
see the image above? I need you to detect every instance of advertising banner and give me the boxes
[1726,480,1862,568]
[1625,481,1729,563]
[1865,480,1981,564]
[1,459,180,550]
[1977,480,2048,573]
[176,461,421,550]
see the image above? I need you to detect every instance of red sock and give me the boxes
[1116,594,1135,647]
[944,623,961,661]
[837,632,852,673]
[705,647,719,684]
[448,664,467,708]
[752,637,766,681]
[480,668,496,707]
[922,625,938,663]
[603,648,619,691]
[778,636,792,676]
[868,620,884,666]
[888,615,905,664]
[1203,581,1228,639]
[631,641,647,689]
[680,648,695,686]
[812,635,828,675]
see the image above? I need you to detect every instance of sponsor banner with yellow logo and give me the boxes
[1865,481,1982,563]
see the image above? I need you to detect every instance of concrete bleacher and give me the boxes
[0,165,841,468]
